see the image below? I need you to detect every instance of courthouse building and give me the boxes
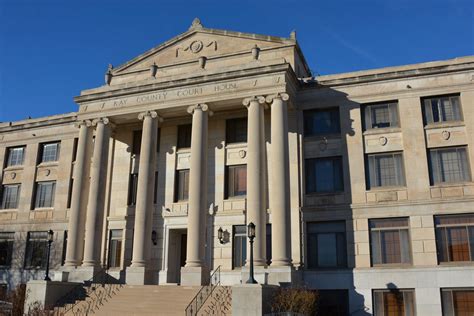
[1,19,474,315]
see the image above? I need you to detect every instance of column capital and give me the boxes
[187,103,212,115]
[91,117,113,126]
[265,93,289,104]
[73,119,93,128]
[242,96,265,107]
[138,110,162,122]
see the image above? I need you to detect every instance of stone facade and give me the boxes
[1,19,474,314]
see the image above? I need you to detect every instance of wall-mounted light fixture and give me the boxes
[218,227,224,244]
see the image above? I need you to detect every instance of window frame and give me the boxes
[422,94,463,125]
[372,288,416,316]
[0,232,14,268]
[107,230,123,269]
[177,124,192,149]
[175,169,190,202]
[5,146,25,167]
[24,231,49,270]
[369,217,412,267]
[38,141,60,163]
[1,184,21,209]
[225,164,247,198]
[33,181,56,209]
[366,152,406,189]
[441,288,474,316]
[303,107,341,137]
[232,225,247,269]
[226,117,248,144]
[428,146,471,185]
[435,214,474,264]
[305,156,344,194]
[306,221,347,269]
[362,101,399,131]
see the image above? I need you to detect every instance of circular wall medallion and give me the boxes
[319,141,327,151]
[238,150,246,158]
[379,136,388,146]
[189,40,203,53]
[442,130,451,140]
[44,169,51,177]
[10,172,16,180]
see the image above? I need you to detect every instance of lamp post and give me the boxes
[246,222,257,284]
[44,229,54,281]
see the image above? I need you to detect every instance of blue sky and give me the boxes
[1,0,473,122]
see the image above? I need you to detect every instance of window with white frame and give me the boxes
[429,147,471,184]
[39,142,60,163]
[5,146,25,167]
[232,225,247,269]
[363,102,399,130]
[422,94,462,124]
[108,230,123,268]
[366,152,405,189]
[370,218,411,266]
[1,184,20,209]
[34,181,56,208]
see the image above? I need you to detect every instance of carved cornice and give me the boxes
[265,93,289,104]
[187,103,213,116]
[242,96,265,108]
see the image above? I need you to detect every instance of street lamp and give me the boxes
[246,222,257,284]
[44,229,54,281]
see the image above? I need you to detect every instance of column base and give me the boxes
[180,266,210,286]
[232,284,279,316]
[66,266,103,282]
[125,266,148,285]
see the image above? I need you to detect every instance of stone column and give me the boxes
[127,111,159,285]
[243,96,267,266]
[267,93,292,266]
[65,120,92,267]
[181,104,210,286]
[82,118,112,267]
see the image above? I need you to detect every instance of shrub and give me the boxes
[271,287,318,315]
[6,284,26,316]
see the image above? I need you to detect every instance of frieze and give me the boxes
[79,75,284,113]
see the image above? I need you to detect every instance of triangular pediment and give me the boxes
[112,18,298,74]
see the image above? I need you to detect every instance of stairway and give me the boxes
[198,286,232,316]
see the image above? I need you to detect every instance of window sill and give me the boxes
[3,165,24,172]
[305,267,350,271]
[424,121,465,130]
[371,264,413,268]
[431,182,473,188]
[224,196,247,200]
[37,161,59,168]
[304,134,341,141]
[363,127,401,136]
[225,142,247,149]
[367,186,407,192]
[0,208,18,212]
[176,148,191,153]
[305,191,345,197]
[33,207,54,211]
[438,261,474,266]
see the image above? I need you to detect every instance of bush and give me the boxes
[271,287,318,315]
[6,284,26,316]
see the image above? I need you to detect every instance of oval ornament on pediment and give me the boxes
[190,40,204,53]
[10,172,16,180]
[442,130,451,140]
[379,136,388,146]
[44,169,51,177]
[238,150,246,158]
[319,138,328,151]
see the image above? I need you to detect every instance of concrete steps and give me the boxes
[91,285,200,316]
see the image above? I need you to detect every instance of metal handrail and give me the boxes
[52,268,123,316]
[184,265,221,316]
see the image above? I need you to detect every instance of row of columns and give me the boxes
[64,92,292,283]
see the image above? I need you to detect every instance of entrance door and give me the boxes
[167,229,187,284]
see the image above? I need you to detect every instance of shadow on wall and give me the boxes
[297,87,371,315]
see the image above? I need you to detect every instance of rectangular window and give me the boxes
[226,118,247,144]
[318,290,349,316]
[66,179,74,209]
[39,142,60,163]
[266,223,272,266]
[0,232,14,268]
[24,231,49,269]
[304,108,341,137]
[108,230,123,268]
[422,94,462,124]
[177,124,192,149]
[1,184,20,209]
[307,221,347,269]
[435,214,474,263]
[175,169,190,201]
[305,157,344,194]
[429,147,471,184]
[370,218,411,266]
[441,288,474,316]
[71,138,79,162]
[132,130,142,156]
[34,181,56,208]
[128,173,139,206]
[225,165,247,198]
[154,171,158,204]
[363,102,399,130]
[373,289,416,316]
[5,146,25,167]
[61,231,67,266]
[366,152,405,189]
[232,225,247,269]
